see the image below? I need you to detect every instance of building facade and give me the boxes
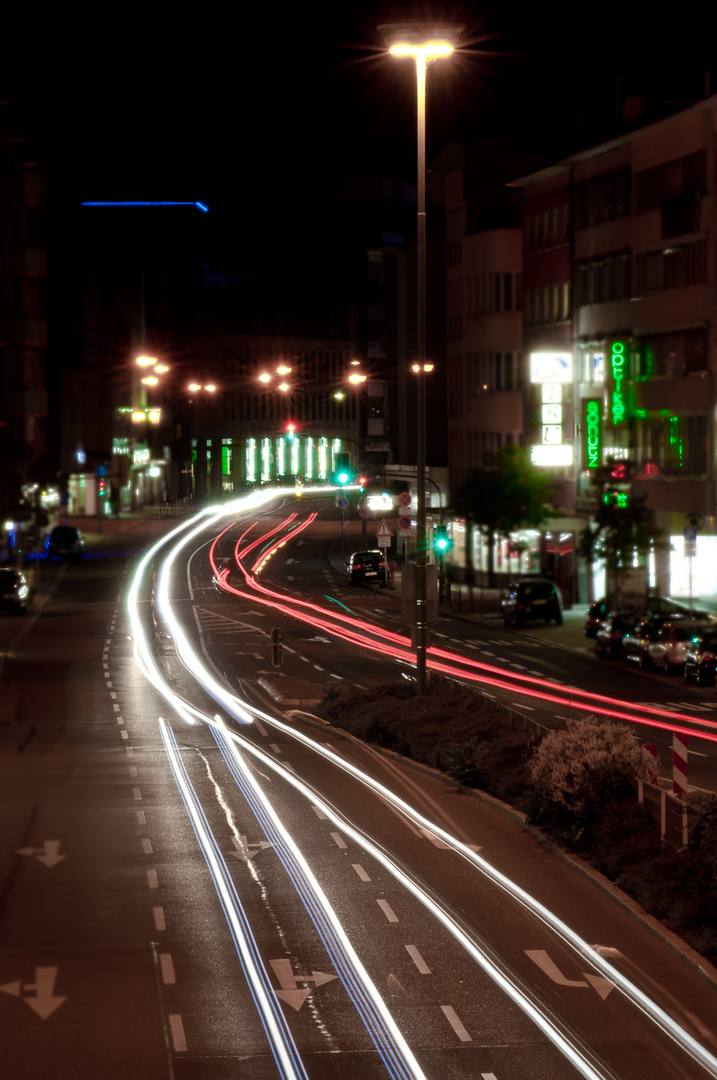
[514,94,717,605]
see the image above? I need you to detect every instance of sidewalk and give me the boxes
[439,582,592,653]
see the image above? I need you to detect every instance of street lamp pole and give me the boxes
[380,22,462,695]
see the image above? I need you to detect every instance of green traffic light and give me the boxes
[337,471,350,484]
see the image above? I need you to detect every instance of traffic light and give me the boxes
[603,490,628,508]
[433,524,450,553]
[97,478,108,498]
[357,474,369,489]
[285,421,297,440]
[335,451,352,485]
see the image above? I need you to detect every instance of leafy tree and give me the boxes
[451,445,557,584]
[578,458,664,604]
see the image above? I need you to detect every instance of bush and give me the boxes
[528,715,658,843]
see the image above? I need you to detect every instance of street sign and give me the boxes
[398,491,411,507]
[336,495,349,509]
[96,464,108,477]
[358,506,372,519]
[684,526,697,558]
[376,520,392,549]
[397,515,411,531]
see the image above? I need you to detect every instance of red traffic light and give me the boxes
[285,422,297,440]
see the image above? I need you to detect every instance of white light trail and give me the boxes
[130,499,717,1079]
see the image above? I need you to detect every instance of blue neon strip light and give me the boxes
[81,200,209,212]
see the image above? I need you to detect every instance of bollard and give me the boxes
[672,733,688,795]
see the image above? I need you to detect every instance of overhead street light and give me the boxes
[379,20,463,695]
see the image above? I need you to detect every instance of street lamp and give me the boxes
[380,21,462,695]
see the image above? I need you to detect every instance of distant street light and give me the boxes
[380,20,462,695]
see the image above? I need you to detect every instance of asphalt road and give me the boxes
[1,497,717,1079]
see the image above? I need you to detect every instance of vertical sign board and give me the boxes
[583,399,602,469]
[610,341,627,426]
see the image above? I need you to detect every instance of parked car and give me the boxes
[45,525,84,560]
[622,612,694,668]
[584,599,609,637]
[596,612,644,660]
[346,550,387,587]
[644,620,715,675]
[684,630,717,686]
[501,578,563,628]
[0,567,30,614]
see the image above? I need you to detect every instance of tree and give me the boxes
[577,458,664,605]
[451,445,557,584]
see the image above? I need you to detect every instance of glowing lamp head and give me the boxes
[136,355,157,367]
[204,384,217,393]
[141,375,158,386]
[379,22,463,60]
[258,372,272,384]
[348,373,367,385]
[188,382,201,392]
[276,365,292,375]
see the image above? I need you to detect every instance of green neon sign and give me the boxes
[584,399,601,468]
[610,341,626,425]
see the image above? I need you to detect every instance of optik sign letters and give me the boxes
[610,341,627,425]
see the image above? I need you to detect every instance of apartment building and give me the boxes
[514,94,717,603]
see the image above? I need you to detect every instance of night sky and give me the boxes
[3,2,711,248]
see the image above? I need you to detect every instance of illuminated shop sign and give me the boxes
[584,399,601,468]
[610,341,626,425]
[530,352,572,384]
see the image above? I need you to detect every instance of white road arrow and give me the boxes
[23,967,66,1019]
[16,840,66,868]
[228,835,272,862]
[526,950,614,998]
[270,958,338,1010]
[1,968,66,1019]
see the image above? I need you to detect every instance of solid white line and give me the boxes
[160,953,176,985]
[147,869,158,889]
[153,906,166,930]
[142,838,153,855]
[331,831,347,849]
[377,899,398,923]
[168,1014,187,1052]
[353,864,371,882]
[441,1004,472,1042]
[405,945,430,974]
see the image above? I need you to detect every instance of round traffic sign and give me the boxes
[336,496,349,509]
[96,464,108,477]
[358,507,372,519]
[398,515,412,531]
[398,491,411,507]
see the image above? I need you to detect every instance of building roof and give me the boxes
[508,92,717,189]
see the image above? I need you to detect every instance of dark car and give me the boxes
[684,631,717,686]
[596,612,643,660]
[584,599,609,637]
[0,567,30,614]
[45,525,84,559]
[501,578,562,628]
[346,550,387,587]
[621,612,694,668]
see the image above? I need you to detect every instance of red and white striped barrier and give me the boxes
[673,734,688,796]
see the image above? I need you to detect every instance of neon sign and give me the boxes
[610,341,626,425]
[584,399,601,468]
